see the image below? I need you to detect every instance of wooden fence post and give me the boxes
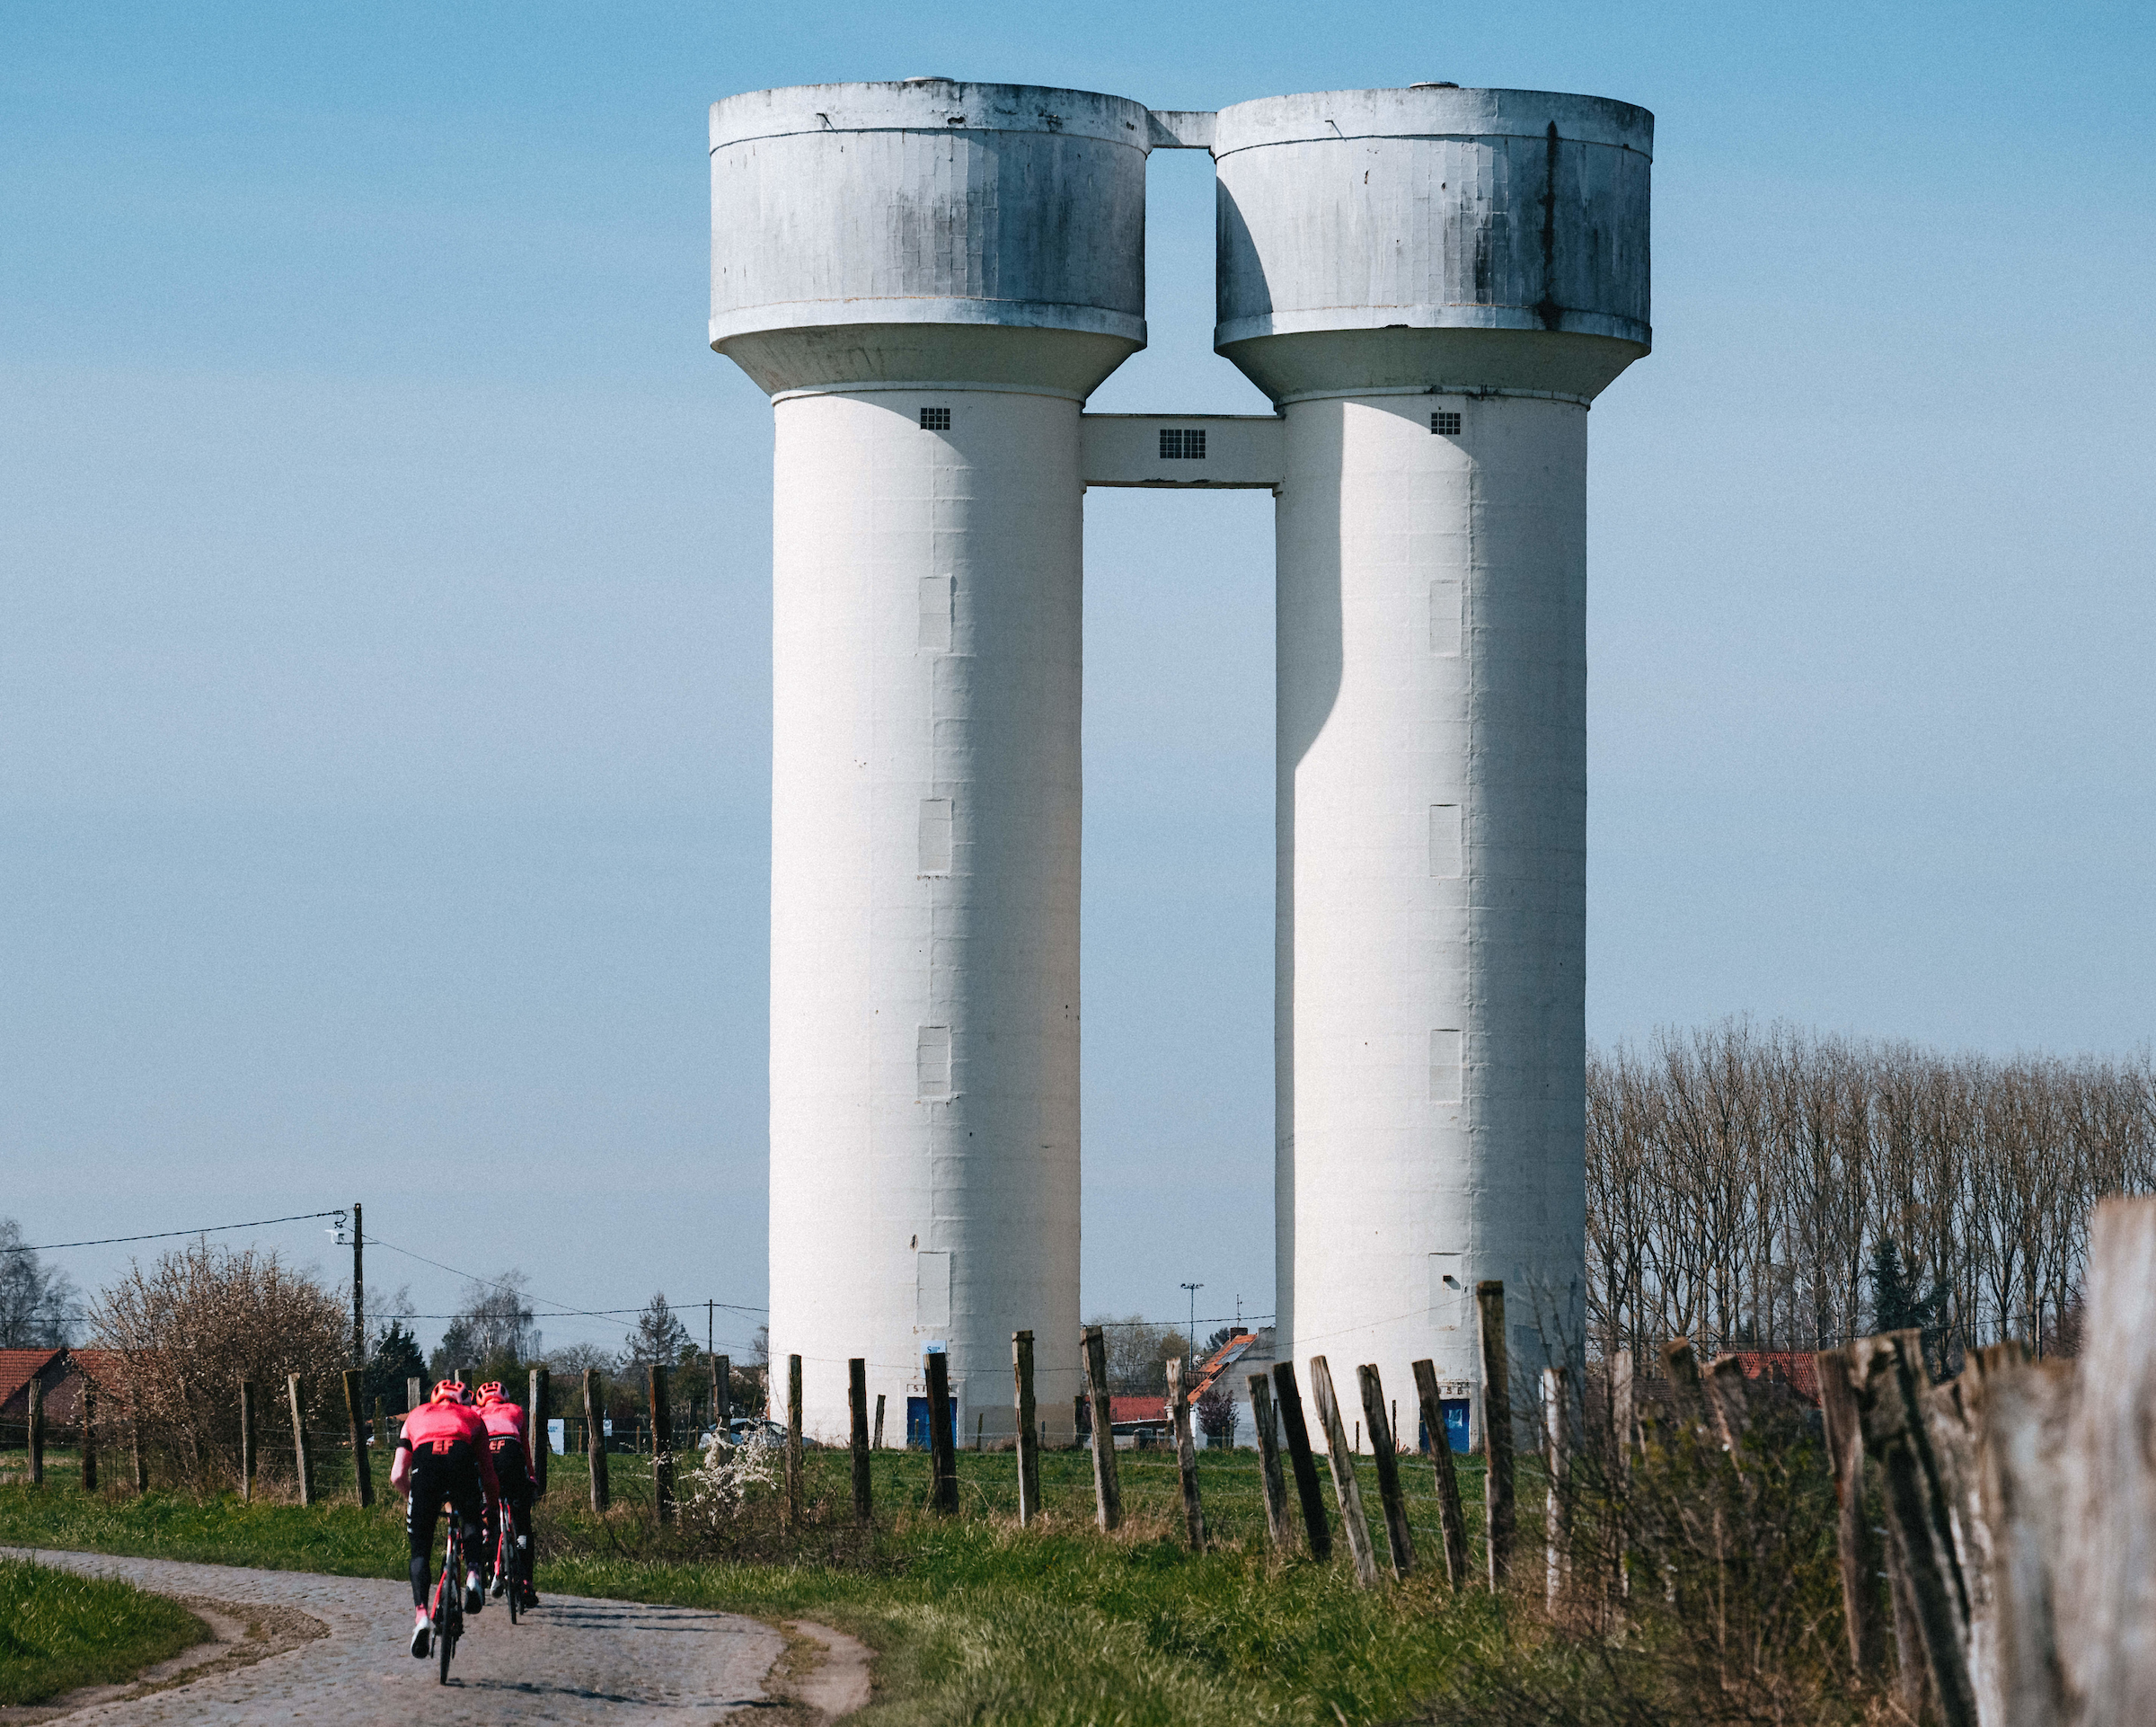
[343,1369,372,1507]
[1608,1350,1634,1606]
[1704,1354,1753,1476]
[1012,1331,1040,1526]
[1816,1345,1887,1679]
[1975,1356,2075,1727]
[1081,1324,1121,1532]
[650,1363,674,1525]
[849,1358,872,1525]
[872,1393,886,1451]
[1358,1363,1415,1581]
[238,1379,256,1501]
[2057,1192,2156,1722]
[1167,1357,1206,1551]
[1249,1371,1295,1554]
[584,1368,609,1513]
[1270,1361,1332,1560]
[1852,1329,1977,1727]
[1543,1365,1569,1609]
[129,1384,148,1493]
[288,1375,314,1506]
[27,1377,43,1487]
[1476,1281,1515,1588]
[925,1350,959,1515]
[1410,1359,1469,1588]
[406,1376,423,1413]
[1309,1356,1379,1587]
[80,1375,98,1493]
[785,1354,804,1528]
[529,1368,549,1497]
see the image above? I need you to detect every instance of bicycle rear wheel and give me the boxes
[437,1528,460,1684]
[505,1528,521,1625]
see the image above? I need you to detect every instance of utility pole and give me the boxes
[350,1203,365,1368]
[1181,1282,1204,1374]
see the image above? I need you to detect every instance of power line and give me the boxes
[1,1209,345,1254]
[367,1235,767,1323]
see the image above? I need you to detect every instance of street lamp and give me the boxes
[1181,1282,1204,1374]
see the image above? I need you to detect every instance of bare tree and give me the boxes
[1586,1023,2156,1376]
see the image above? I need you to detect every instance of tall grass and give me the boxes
[0,1554,207,1705]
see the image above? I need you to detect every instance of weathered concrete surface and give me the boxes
[2,1548,786,1723]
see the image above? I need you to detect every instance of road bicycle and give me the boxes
[494,1510,529,1625]
[429,1505,470,1684]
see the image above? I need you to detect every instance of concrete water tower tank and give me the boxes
[1213,87,1652,1429]
[710,79,1154,1440]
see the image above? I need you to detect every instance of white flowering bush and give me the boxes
[681,1425,779,1524]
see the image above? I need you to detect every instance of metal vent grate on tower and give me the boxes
[1430,411,1462,435]
[1159,427,1206,459]
[920,406,950,430]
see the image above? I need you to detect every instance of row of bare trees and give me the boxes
[1586,1021,2156,1368]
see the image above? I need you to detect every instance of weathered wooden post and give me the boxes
[872,1393,886,1451]
[2057,1192,2156,1723]
[650,1363,674,1525]
[1976,1356,2075,1727]
[1249,1371,1295,1554]
[1608,1349,1634,1605]
[287,1375,314,1507]
[238,1378,257,1501]
[785,1354,804,1528]
[1012,1331,1040,1527]
[406,1376,423,1415]
[129,1383,149,1493]
[1543,1365,1569,1608]
[1309,1357,1379,1587]
[712,1353,729,1436]
[1270,1361,1332,1560]
[849,1358,872,1525]
[342,1368,372,1507]
[529,1368,549,1498]
[1815,1345,1886,1679]
[1852,1330,1976,1727]
[1476,1281,1515,1587]
[1081,1324,1121,1532]
[75,1374,97,1492]
[1357,1363,1415,1581]
[27,1376,44,1487]
[1704,1354,1752,1476]
[1167,1357,1206,1551]
[1410,1359,1469,1588]
[925,1350,959,1515]
[584,1368,610,1513]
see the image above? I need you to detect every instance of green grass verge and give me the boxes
[0,1554,208,1705]
[0,1442,1526,1725]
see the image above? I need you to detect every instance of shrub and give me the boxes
[90,1243,349,1492]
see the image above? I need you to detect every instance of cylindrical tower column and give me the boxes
[711,80,1153,1441]
[1214,87,1652,1436]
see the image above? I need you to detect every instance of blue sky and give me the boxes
[4,2,2151,1354]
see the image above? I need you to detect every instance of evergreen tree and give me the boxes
[624,1293,695,1367]
[1867,1235,1949,1354]
[364,1319,429,1409]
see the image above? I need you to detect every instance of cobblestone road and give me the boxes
[4,1548,787,1724]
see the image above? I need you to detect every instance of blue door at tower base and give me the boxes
[906,1397,958,1450]
[1417,1400,1474,1455]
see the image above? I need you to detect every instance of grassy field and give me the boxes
[0,1438,1539,1725]
[0,1553,208,1705]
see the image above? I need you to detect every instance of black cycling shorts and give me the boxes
[404,1444,487,1607]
